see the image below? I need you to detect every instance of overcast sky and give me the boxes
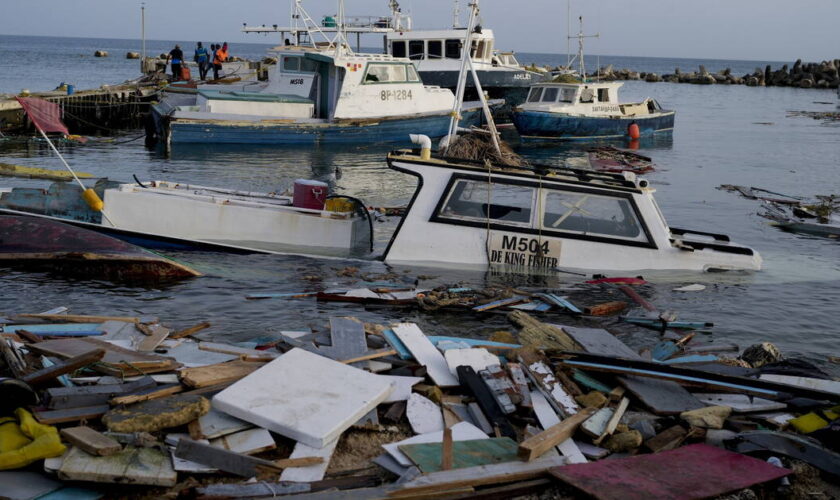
[1,0,838,61]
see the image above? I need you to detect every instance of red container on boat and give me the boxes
[293,179,328,210]
[180,66,191,81]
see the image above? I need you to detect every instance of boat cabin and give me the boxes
[386,29,497,65]
[520,81,658,117]
[383,148,761,273]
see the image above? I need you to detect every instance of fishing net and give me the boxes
[443,132,526,168]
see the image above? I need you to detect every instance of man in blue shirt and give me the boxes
[194,42,209,80]
[166,45,184,80]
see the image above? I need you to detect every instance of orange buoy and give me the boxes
[628,122,641,140]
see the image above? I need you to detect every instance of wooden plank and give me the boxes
[110,383,183,405]
[441,427,453,471]
[594,397,630,445]
[58,445,176,487]
[199,342,279,360]
[60,427,122,456]
[389,454,565,497]
[280,439,338,482]
[507,363,532,408]
[400,438,519,473]
[319,317,368,362]
[340,348,397,364]
[135,324,170,352]
[519,351,579,417]
[644,425,687,453]
[21,348,105,386]
[47,377,156,409]
[27,337,179,376]
[457,366,516,440]
[548,443,791,500]
[169,321,211,339]
[693,393,787,413]
[178,359,261,388]
[580,407,614,438]
[34,405,109,425]
[195,482,310,497]
[530,391,587,464]
[19,313,143,323]
[518,407,595,462]
[393,323,459,387]
[174,438,320,477]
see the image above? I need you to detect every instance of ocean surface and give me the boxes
[1,35,839,371]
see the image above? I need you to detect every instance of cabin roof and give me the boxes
[534,81,623,90]
[386,28,495,40]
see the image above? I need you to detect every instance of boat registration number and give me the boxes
[488,233,561,269]
[381,89,413,101]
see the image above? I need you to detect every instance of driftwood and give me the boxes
[508,311,579,351]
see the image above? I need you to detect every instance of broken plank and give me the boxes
[580,407,614,438]
[759,374,840,396]
[519,350,579,417]
[444,348,500,377]
[175,438,318,477]
[530,391,587,464]
[280,439,338,482]
[169,321,211,340]
[507,363,532,408]
[21,349,105,386]
[178,360,261,388]
[34,405,109,424]
[135,324,170,352]
[198,342,278,360]
[211,428,276,455]
[382,329,413,360]
[60,427,122,456]
[195,482,310,498]
[595,397,630,445]
[393,323,458,387]
[110,383,183,405]
[518,407,595,462]
[479,368,517,414]
[467,402,493,435]
[457,366,516,439]
[46,377,156,409]
[27,337,179,376]
[379,375,424,403]
[59,445,176,487]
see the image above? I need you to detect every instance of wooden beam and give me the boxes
[60,426,122,456]
[21,348,105,386]
[340,348,398,364]
[441,427,453,471]
[517,407,596,462]
[169,321,211,340]
[109,383,183,405]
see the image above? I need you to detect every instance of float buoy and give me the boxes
[628,122,640,140]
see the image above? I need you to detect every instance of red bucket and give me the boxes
[293,179,328,210]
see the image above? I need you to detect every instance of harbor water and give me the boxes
[1,35,838,369]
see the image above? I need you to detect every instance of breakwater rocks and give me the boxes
[589,59,840,89]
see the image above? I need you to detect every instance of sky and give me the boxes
[1,0,838,62]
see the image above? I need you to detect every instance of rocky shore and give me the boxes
[586,59,840,89]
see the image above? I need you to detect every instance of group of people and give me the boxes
[166,42,229,81]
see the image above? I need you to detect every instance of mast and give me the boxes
[566,0,570,69]
[569,16,598,82]
[140,2,146,73]
[452,0,461,28]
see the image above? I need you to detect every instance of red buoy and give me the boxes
[628,122,641,140]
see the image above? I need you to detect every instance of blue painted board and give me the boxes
[383,329,413,360]
[428,336,521,349]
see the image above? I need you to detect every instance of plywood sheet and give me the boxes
[58,446,177,487]
[212,348,394,448]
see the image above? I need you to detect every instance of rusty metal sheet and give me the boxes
[549,443,790,500]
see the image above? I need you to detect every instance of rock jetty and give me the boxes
[585,59,840,89]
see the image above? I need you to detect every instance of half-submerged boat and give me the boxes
[0,179,372,257]
[0,215,200,282]
[382,138,761,273]
[512,18,675,142]
[152,6,493,146]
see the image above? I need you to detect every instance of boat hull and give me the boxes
[0,215,200,282]
[159,109,484,145]
[418,70,542,107]
[513,110,676,141]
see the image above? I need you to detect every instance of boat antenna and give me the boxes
[452,0,461,28]
[569,16,598,82]
[566,0,570,69]
[443,0,501,157]
[140,2,145,73]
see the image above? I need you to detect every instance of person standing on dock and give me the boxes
[166,44,184,80]
[194,42,209,80]
[213,42,228,80]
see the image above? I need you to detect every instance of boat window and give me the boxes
[559,88,576,103]
[428,40,443,59]
[541,87,559,102]
[391,41,406,58]
[472,40,488,60]
[283,57,300,71]
[439,179,534,226]
[526,87,544,103]
[597,88,609,102]
[408,40,424,60]
[445,39,461,59]
[364,63,408,83]
[300,58,318,72]
[406,65,420,82]
[542,191,645,241]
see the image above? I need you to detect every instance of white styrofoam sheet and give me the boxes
[444,348,500,376]
[377,375,424,403]
[213,348,394,448]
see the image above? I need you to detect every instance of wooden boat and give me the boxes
[0,179,372,257]
[382,140,761,273]
[0,215,200,281]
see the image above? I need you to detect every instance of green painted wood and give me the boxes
[398,438,519,473]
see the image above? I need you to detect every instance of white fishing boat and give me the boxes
[512,18,675,142]
[151,1,492,146]
[0,180,372,257]
[383,142,761,273]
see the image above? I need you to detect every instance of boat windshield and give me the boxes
[541,190,646,242]
[438,179,534,226]
[527,87,543,103]
[363,63,419,83]
[559,88,576,103]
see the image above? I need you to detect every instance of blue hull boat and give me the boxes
[513,109,676,142]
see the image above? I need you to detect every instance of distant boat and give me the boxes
[0,179,372,258]
[151,44,493,146]
[512,17,675,142]
[0,215,200,282]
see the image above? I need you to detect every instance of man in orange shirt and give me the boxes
[213,42,229,80]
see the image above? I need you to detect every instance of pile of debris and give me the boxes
[1,302,839,499]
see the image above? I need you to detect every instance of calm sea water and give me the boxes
[1,35,838,370]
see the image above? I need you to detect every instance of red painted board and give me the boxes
[585,277,647,285]
[549,443,790,500]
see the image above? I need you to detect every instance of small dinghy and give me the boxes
[0,215,200,281]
